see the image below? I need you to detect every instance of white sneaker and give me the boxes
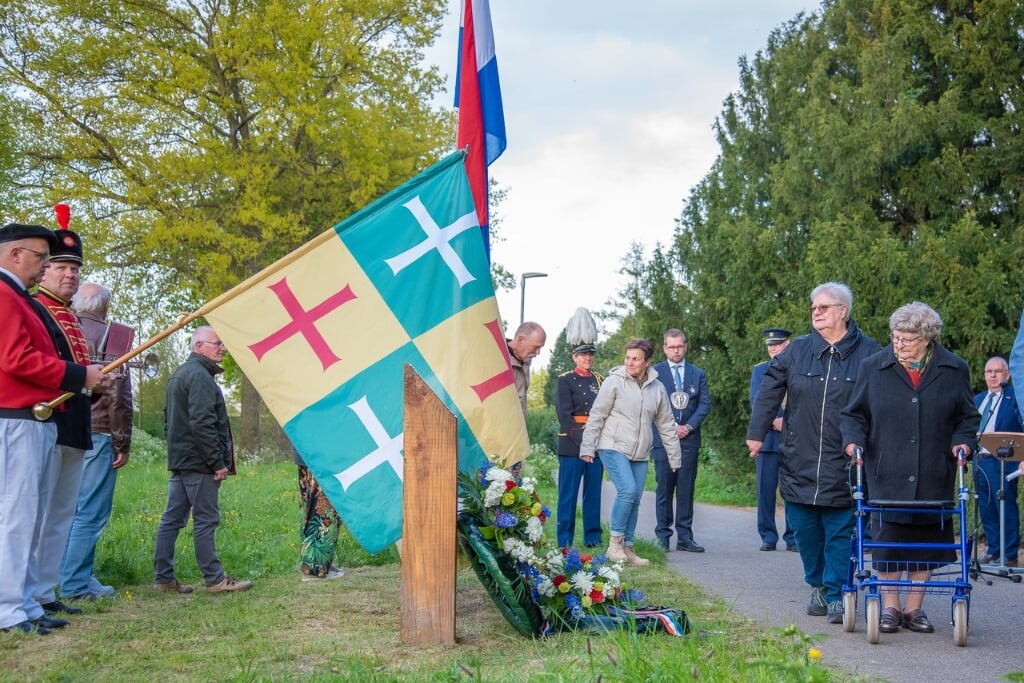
[301,567,345,581]
[88,575,116,597]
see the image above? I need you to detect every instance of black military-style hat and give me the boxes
[571,343,596,355]
[0,223,60,249]
[50,202,83,263]
[50,228,83,263]
[763,327,792,345]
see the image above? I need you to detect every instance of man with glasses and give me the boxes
[29,219,107,624]
[0,224,104,635]
[651,328,712,552]
[153,326,253,594]
[973,356,1021,567]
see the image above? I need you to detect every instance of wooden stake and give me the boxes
[400,364,457,644]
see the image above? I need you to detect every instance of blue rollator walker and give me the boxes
[842,447,972,646]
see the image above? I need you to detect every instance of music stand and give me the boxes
[972,433,1024,581]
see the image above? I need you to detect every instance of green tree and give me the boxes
[624,0,1024,469]
[0,0,452,450]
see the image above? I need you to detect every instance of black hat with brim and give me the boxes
[571,343,596,355]
[763,327,792,345]
[50,229,83,263]
[0,223,60,250]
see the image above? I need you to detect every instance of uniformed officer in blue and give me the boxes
[554,309,604,548]
[750,328,797,551]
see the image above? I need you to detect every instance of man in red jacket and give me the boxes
[0,223,103,636]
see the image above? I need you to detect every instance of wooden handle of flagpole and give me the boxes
[31,310,206,421]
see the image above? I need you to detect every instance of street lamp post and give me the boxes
[519,272,548,326]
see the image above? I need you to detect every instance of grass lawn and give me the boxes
[0,436,844,682]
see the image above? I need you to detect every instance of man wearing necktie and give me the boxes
[651,328,712,551]
[974,356,1022,567]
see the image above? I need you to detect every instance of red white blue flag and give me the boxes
[456,0,506,262]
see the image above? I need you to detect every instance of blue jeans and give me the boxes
[598,449,648,545]
[60,434,119,597]
[556,455,604,547]
[975,455,1020,559]
[154,471,224,586]
[785,501,855,603]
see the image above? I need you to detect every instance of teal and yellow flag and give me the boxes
[204,152,529,553]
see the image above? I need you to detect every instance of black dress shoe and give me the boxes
[41,599,82,615]
[879,607,901,634]
[759,543,776,551]
[677,539,705,553]
[1,620,50,635]
[786,544,798,552]
[901,609,934,633]
[31,615,68,629]
[656,539,670,551]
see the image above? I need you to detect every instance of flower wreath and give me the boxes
[457,461,690,637]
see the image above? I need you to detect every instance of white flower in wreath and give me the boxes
[570,569,594,595]
[484,467,513,483]
[519,477,537,493]
[503,538,537,564]
[526,516,544,542]
[483,480,507,507]
[597,565,621,583]
[541,548,565,570]
[536,577,556,598]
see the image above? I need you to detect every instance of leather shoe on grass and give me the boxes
[879,607,901,633]
[32,615,68,630]
[759,543,776,551]
[677,539,705,553]
[41,600,82,615]
[656,539,670,551]
[153,579,194,594]
[206,576,253,593]
[901,608,934,633]
[1,620,50,635]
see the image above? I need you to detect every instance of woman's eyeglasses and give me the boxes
[891,334,922,347]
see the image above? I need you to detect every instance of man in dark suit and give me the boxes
[750,328,797,552]
[975,356,1022,567]
[651,328,711,551]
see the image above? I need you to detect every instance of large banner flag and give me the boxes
[455,0,506,261]
[203,152,529,553]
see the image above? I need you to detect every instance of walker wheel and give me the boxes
[865,598,880,644]
[952,600,968,647]
[842,592,856,632]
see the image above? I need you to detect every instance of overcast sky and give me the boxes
[424,1,818,365]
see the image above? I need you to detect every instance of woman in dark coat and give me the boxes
[842,301,979,635]
[747,282,881,625]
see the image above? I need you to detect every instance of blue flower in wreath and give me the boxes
[564,548,583,574]
[541,505,551,519]
[478,461,493,485]
[495,512,517,529]
[623,588,646,604]
[565,593,583,621]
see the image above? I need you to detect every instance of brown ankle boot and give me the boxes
[606,535,627,562]
[623,544,650,566]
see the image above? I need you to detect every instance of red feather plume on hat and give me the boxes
[54,203,71,230]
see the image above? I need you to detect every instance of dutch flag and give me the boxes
[456,0,506,262]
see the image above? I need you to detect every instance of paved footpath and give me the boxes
[601,481,1024,682]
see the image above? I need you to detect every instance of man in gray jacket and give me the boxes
[153,326,252,594]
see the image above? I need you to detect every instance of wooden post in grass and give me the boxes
[400,364,457,644]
